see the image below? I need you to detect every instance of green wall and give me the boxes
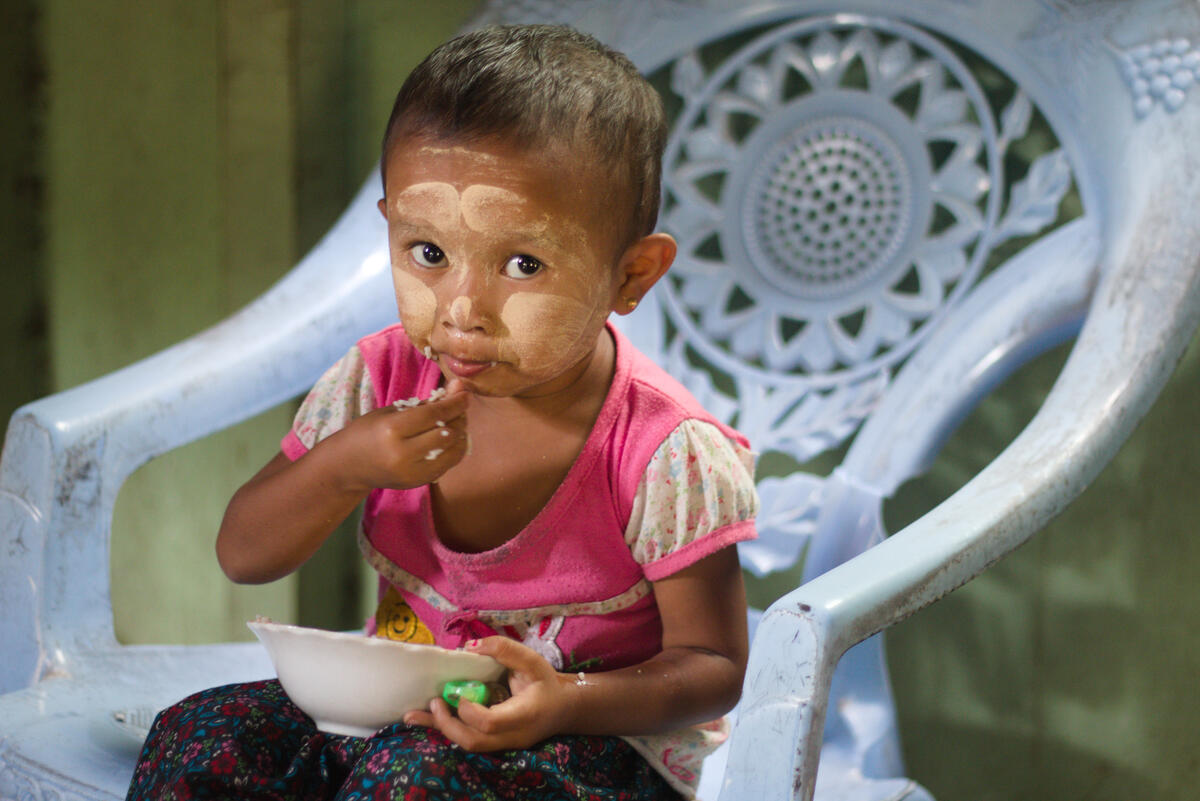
[887,335,1200,800]
[3,1,1199,798]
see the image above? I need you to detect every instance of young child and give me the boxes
[127,24,758,801]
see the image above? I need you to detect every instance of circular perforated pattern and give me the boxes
[745,118,911,299]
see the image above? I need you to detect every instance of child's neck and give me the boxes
[429,331,617,553]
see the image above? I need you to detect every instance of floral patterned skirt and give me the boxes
[125,680,681,801]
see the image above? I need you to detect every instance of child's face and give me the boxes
[379,135,628,398]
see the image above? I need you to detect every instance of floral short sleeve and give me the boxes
[289,345,376,452]
[624,418,758,580]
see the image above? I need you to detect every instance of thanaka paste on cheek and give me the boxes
[392,268,437,345]
[497,292,597,372]
[387,181,461,349]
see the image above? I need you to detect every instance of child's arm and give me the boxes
[216,388,469,584]
[406,545,748,749]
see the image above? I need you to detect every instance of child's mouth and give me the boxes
[440,354,497,379]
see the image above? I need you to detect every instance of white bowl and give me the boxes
[248,620,504,738]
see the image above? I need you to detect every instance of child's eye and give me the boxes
[502,254,543,279]
[409,243,446,268]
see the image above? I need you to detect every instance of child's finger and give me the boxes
[425,696,502,752]
[405,694,500,744]
[450,694,552,753]
[406,424,468,470]
[388,391,468,436]
[464,636,554,679]
[453,696,510,733]
[403,707,435,728]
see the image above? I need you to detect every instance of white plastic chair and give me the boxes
[3,2,1200,800]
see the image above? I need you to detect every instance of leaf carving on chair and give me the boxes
[728,371,889,460]
[739,473,825,577]
[997,89,1033,152]
[670,51,706,100]
[995,150,1072,242]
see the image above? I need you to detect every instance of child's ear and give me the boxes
[613,233,676,315]
[377,198,388,219]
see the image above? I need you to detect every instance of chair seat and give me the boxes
[0,644,273,800]
[699,707,933,801]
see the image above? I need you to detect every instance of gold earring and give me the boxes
[624,297,639,311]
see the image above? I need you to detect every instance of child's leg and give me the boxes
[125,679,365,801]
[336,725,681,801]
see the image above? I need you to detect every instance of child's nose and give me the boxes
[441,270,492,333]
[448,296,475,330]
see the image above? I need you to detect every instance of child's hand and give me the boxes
[329,381,470,492]
[404,637,575,752]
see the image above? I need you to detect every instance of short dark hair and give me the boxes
[381,24,667,247]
